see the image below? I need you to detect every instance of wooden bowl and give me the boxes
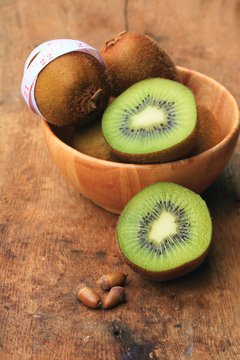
[42,67,239,214]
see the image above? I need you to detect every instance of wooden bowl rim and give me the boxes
[42,66,240,169]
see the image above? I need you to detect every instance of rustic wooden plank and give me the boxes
[1,0,240,359]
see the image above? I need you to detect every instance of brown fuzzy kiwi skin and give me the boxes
[193,106,223,155]
[35,52,110,127]
[118,244,210,281]
[71,121,119,161]
[109,121,198,164]
[100,31,180,96]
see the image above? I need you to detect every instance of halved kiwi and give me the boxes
[102,78,198,163]
[35,52,110,127]
[100,31,180,96]
[117,182,212,281]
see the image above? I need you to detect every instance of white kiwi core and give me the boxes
[131,106,166,129]
[149,212,177,244]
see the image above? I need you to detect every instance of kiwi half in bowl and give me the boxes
[102,78,198,164]
[117,182,212,281]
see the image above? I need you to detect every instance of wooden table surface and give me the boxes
[1,1,240,359]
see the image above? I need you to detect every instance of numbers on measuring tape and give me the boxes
[21,39,105,118]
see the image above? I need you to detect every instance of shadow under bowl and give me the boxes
[42,66,240,214]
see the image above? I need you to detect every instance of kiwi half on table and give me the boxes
[117,182,212,281]
[102,78,198,164]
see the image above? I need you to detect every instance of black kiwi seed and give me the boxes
[136,199,191,258]
[118,96,177,137]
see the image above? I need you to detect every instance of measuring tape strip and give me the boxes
[21,39,106,117]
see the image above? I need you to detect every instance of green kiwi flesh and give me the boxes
[102,78,198,164]
[117,182,212,281]
[100,31,180,96]
[35,52,110,127]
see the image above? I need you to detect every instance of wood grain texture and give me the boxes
[1,0,240,359]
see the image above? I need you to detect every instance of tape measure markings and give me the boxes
[21,39,106,117]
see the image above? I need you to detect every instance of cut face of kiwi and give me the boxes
[102,78,197,163]
[117,182,212,281]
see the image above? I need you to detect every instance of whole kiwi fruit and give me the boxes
[71,121,119,162]
[34,51,110,127]
[193,106,223,155]
[100,31,180,96]
[117,182,212,281]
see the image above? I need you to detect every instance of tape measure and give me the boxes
[21,39,105,118]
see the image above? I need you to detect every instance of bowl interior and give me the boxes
[50,67,238,162]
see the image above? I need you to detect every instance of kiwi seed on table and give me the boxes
[102,78,198,164]
[117,182,212,281]
[100,31,180,96]
[34,51,110,127]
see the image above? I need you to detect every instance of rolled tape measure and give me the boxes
[21,39,105,117]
